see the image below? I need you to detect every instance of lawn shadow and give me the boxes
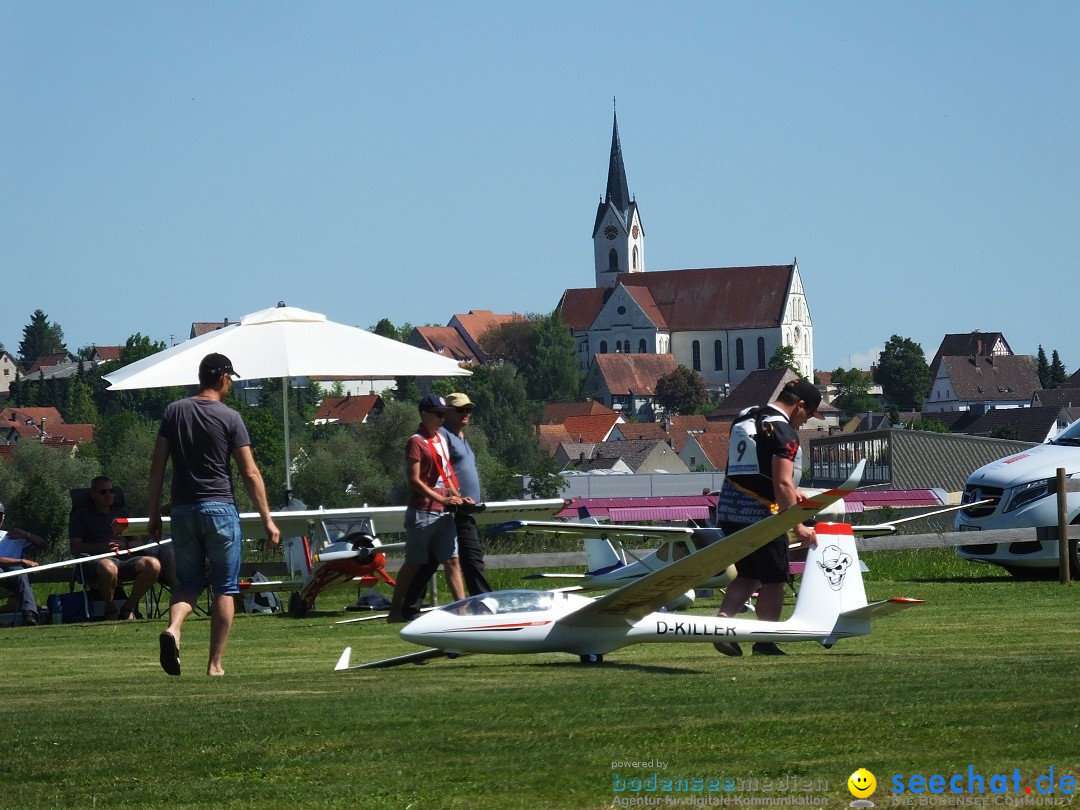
[532,660,703,675]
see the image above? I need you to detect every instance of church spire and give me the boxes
[605,108,631,217]
[593,104,644,288]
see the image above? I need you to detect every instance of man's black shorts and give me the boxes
[719,521,789,584]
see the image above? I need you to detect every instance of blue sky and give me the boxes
[2,2,1077,373]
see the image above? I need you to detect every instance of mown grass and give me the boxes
[1,552,1078,809]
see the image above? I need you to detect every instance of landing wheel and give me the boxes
[1070,537,1080,579]
[579,653,604,665]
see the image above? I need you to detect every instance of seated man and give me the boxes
[69,476,161,620]
[0,501,46,626]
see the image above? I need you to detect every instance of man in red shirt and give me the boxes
[387,394,469,623]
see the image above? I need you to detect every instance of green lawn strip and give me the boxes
[2,562,1079,808]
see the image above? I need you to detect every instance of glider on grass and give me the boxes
[336,461,923,669]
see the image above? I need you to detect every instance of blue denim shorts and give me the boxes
[403,508,458,564]
[169,501,242,596]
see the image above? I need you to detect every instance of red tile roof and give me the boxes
[560,413,624,443]
[314,394,382,425]
[591,353,678,396]
[1,407,65,427]
[24,353,73,375]
[450,310,527,354]
[686,430,731,469]
[541,400,617,424]
[537,423,573,454]
[93,345,123,362]
[409,327,479,363]
[559,265,795,332]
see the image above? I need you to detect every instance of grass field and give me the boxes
[2,550,1079,809]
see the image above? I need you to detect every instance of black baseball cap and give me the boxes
[418,394,448,413]
[786,378,824,418]
[199,353,240,380]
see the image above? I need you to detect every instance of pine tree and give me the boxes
[1049,350,1068,389]
[1036,346,1050,389]
[17,309,67,365]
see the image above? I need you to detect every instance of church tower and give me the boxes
[592,110,644,288]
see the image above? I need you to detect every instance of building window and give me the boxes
[599,341,608,354]
[692,340,701,371]
[608,249,619,271]
[736,339,744,370]
[714,340,723,371]
[632,245,639,270]
[638,339,646,353]
[757,337,766,369]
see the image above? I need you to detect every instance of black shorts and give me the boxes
[719,521,789,585]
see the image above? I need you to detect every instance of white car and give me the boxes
[956,421,1080,576]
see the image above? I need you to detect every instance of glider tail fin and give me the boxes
[584,537,627,576]
[789,522,923,643]
[788,522,868,630]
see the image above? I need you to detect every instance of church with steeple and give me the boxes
[558,110,815,397]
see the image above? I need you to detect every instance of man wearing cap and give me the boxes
[69,475,162,620]
[0,504,45,626]
[712,377,823,657]
[148,352,281,676]
[387,394,468,623]
[403,392,491,613]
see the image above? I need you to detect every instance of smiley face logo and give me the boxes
[847,768,876,799]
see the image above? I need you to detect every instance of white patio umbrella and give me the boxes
[104,303,469,498]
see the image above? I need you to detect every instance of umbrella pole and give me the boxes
[282,375,292,506]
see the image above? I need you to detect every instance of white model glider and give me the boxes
[335,461,922,669]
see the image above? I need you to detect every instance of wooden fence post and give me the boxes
[1057,467,1071,586]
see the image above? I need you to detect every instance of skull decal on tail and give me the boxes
[817,545,852,591]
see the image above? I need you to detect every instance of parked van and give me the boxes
[955,420,1080,576]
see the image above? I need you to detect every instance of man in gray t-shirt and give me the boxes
[148,352,280,677]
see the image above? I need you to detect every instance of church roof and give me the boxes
[559,264,796,333]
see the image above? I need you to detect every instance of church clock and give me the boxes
[604,224,618,240]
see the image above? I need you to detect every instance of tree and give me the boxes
[62,377,100,424]
[655,365,707,415]
[875,335,930,410]
[18,310,66,365]
[370,318,413,343]
[17,309,67,365]
[829,368,879,418]
[1049,350,1067,389]
[0,441,97,558]
[518,312,581,402]
[767,345,801,375]
[92,411,161,515]
[1037,346,1050,389]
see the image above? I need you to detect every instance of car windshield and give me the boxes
[443,590,556,616]
[1052,421,1080,446]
